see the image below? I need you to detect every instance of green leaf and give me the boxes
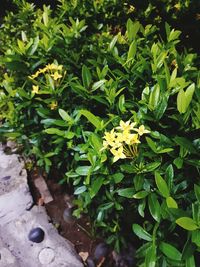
[186,256,196,267]
[174,136,197,154]
[127,41,137,63]
[185,83,195,109]
[176,217,199,231]
[148,193,161,222]
[149,84,160,110]
[159,242,181,261]
[75,166,91,176]
[117,188,135,198]
[90,177,104,198]
[74,186,87,195]
[155,172,170,198]
[108,35,118,50]
[154,95,168,120]
[90,133,102,153]
[132,224,152,241]
[44,128,65,136]
[92,79,106,91]
[145,244,156,267]
[166,197,178,209]
[146,137,157,153]
[133,191,149,199]
[177,89,186,113]
[194,184,200,203]
[79,110,101,129]
[144,162,161,172]
[82,65,92,89]
[191,229,200,246]
[127,19,140,42]
[166,164,174,191]
[59,109,73,122]
[177,84,195,114]
[112,173,124,183]
[173,157,183,169]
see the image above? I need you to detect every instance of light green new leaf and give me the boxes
[176,217,199,231]
[127,19,140,42]
[166,196,178,209]
[79,110,101,129]
[127,41,137,62]
[59,109,72,122]
[177,83,195,113]
[177,89,186,113]
[155,172,170,198]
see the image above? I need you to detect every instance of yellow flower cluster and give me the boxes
[29,63,63,81]
[101,120,150,163]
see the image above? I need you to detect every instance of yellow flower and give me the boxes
[49,101,58,110]
[116,120,136,132]
[51,71,62,81]
[103,129,116,147]
[100,140,109,151]
[130,134,140,145]
[134,125,150,136]
[32,85,39,94]
[110,146,126,163]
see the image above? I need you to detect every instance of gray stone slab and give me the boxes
[0,206,83,267]
[0,147,83,267]
[0,237,20,267]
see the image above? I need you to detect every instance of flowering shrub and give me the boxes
[101,121,150,162]
[0,1,200,266]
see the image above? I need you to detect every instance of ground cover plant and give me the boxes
[0,1,200,266]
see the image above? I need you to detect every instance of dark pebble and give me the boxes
[28,227,45,243]
[86,256,95,267]
[94,242,110,261]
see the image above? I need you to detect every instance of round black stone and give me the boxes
[28,227,45,243]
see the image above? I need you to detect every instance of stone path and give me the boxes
[0,146,83,267]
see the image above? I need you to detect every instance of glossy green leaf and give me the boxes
[75,166,91,176]
[117,187,135,198]
[92,79,106,91]
[159,242,181,261]
[155,172,170,198]
[90,177,104,198]
[176,217,199,231]
[146,137,157,153]
[133,191,149,199]
[148,193,161,222]
[82,65,92,89]
[132,224,152,241]
[74,186,87,195]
